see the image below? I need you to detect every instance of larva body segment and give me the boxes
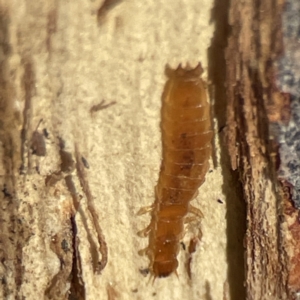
[147,63,213,278]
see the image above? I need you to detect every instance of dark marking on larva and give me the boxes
[97,0,123,25]
[217,199,224,204]
[90,100,116,115]
[139,63,213,278]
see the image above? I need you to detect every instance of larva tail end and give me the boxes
[152,260,178,278]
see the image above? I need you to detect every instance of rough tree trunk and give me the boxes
[224,0,300,299]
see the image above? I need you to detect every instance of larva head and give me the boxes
[163,62,207,108]
[165,63,203,80]
[152,259,178,278]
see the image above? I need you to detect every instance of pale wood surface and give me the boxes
[0,1,243,299]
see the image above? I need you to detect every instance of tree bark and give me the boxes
[224,0,300,299]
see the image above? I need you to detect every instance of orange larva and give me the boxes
[139,63,213,278]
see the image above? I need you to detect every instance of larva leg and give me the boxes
[191,190,199,200]
[137,224,151,237]
[138,247,150,256]
[188,205,204,218]
[137,205,153,216]
[184,216,198,224]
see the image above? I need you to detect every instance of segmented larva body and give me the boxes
[148,63,212,277]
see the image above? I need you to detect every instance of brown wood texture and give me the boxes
[224,0,300,299]
[0,1,245,300]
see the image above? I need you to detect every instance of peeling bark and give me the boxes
[225,0,300,299]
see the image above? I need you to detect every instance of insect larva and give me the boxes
[139,63,213,278]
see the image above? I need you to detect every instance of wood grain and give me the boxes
[0,0,240,299]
